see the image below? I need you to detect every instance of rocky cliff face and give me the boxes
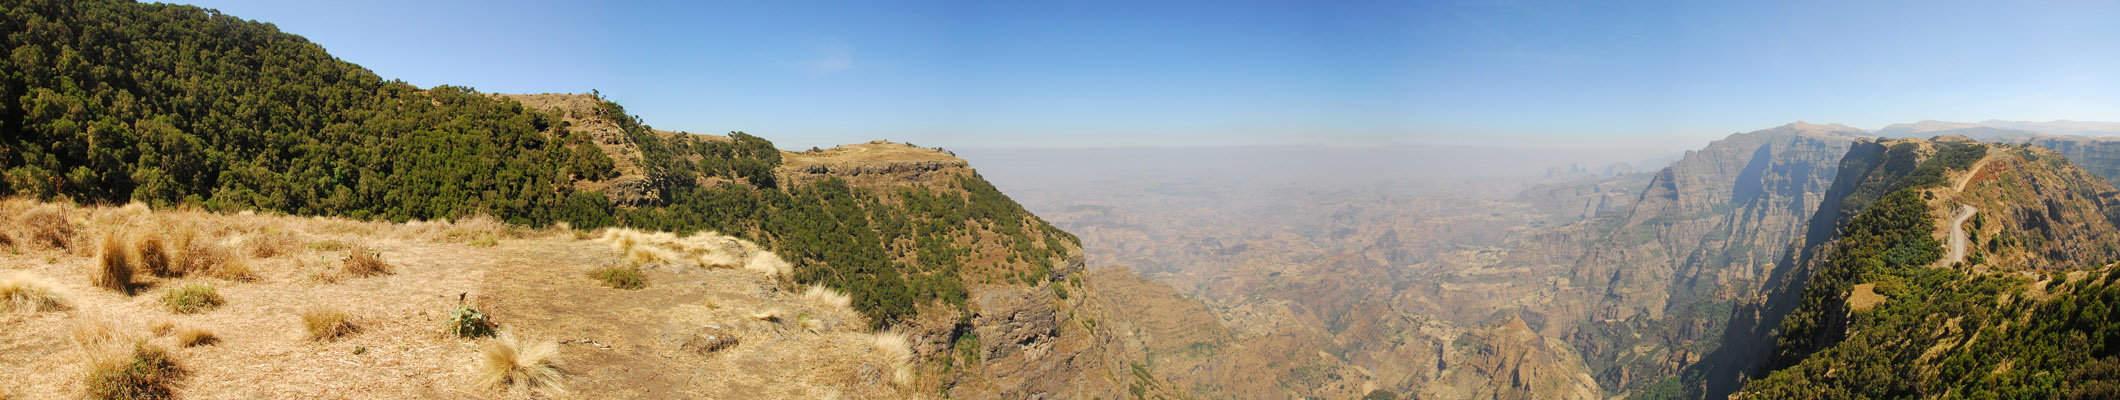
[774,144,1141,399]
[1496,123,1862,397]
[496,97,1149,399]
[1423,315,1602,400]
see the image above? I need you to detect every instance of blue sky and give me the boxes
[176,0,2120,151]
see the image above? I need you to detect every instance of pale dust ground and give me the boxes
[0,203,910,399]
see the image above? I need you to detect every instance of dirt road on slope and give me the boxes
[1946,204,1978,266]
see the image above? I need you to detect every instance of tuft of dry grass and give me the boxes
[869,330,920,385]
[476,332,565,395]
[588,265,646,290]
[1,273,69,312]
[594,228,794,276]
[175,327,218,347]
[469,234,499,248]
[624,245,676,267]
[159,284,224,314]
[245,231,300,259]
[204,258,257,282]
[70,318,121,351]
[149,321,175,337]
[750,310,782,323]
[301,307,357,341]
[802,285,853,310]
[743,246,793,278]
[134,233,173,278]
[451,213,510,241]
[307,239,347,252]
[869,330,916,387]
[91,233,134,294]
[19,204,74,249]
[341,245,394,277]
[174,236,255,281]
[81,342,186,400]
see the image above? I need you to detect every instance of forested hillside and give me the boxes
[1745,138,2120,397]
[0,0,1079,333]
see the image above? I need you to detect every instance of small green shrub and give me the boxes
[588,266,645,290]
[159,284,223,314]
[448,305,496,338]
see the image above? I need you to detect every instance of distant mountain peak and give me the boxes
[1771,121,1864,137]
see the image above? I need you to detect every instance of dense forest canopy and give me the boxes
[0,0,1071,328]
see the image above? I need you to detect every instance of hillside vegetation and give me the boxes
[1746,138,2120,397]
[0,0,1079,331]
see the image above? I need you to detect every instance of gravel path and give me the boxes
[1946,204,1978,266]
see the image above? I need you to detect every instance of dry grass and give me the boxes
[1,273,68,312]
[81,342,185,400]
[869,330,916,387]
[18,204,74,249]
[751,310,783,323]
[149,321,175,337]
[803,285,854,310]
[477,332,565,395]
[624,244,677,267]
[307,239,347,252]
[244,231,300,258]
[203,258,257,282]
[743,246,793,278]
[300,307,357,341]
[91,233,134,294]
[469,234,500,248]
[593,228,793,277]
[70,318,122,351]
[174,236,255,281]
[588,265,646,289]
[159,284,224,314]
[341,244,393,277]
[133,234,173,278]
[175,327,218,347]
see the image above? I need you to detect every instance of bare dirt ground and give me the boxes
[0,201,910,399]
[781,141,965,169]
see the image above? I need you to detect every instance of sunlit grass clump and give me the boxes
[476,331,564,395]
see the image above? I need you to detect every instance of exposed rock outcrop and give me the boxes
[1422,315,1601,400]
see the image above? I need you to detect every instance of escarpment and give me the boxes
[1743,137,2120,397]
